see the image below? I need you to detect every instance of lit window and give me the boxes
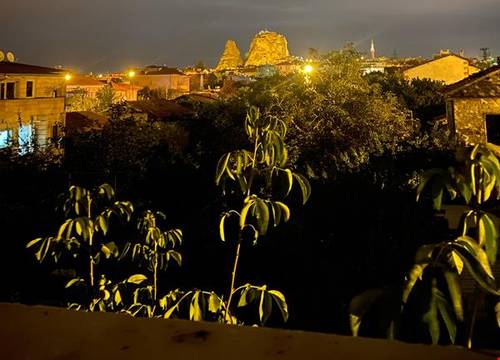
[19,124,33,154]
[0,129,12,149]
[26,81,34,97]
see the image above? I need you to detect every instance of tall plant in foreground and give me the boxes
[27,184,134,310]
[349,144,500,347]
[215,106,311,324]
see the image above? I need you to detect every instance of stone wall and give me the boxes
[450,97,500,143]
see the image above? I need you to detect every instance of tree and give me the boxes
[268,51,415,176]
[366,72,446,127]
[94,85,117,113]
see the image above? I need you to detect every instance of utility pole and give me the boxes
[480,47,490,61]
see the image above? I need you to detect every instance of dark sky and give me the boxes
[2,0,499,72]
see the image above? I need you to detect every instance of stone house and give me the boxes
[443,65,500,144]
[403,54,480,85]
[131,66,190,99]
[0,61,66,151]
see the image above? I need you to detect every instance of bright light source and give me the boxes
[64,73,72,81]
[303,64,314,74]
[98,74,103,78]
[128,70,136,78]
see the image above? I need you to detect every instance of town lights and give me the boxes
[64,73,72,81]
[128,70,136,78]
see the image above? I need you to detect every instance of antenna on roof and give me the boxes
[0,51,4,62]
[6,52,15,62]
[480,48,490,61]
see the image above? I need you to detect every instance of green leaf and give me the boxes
[423,281,440,345]
[349,288,385,336]
[239,198,255,229]
[480,213,498,264]
[101,244,111,259]
[168,250,182,267]
[454,236,494,279]
[269,290,289,322]
[127,274,148,284]
[293,173,311,205]
[274,201,290,223]
[444,271,463,321]
[451,251,464,274]
[215,153,231,185]
[258,288,272,325]
[283,169,293,196]
[26,238,43,249]
[403,264,427,303]
[255,199,270,235]
[114,289,122,305]
[431,179,444,210]
[190,291,203,321]
[434,288,457,344]
[65,278,84,288]
[208,292,221,313]
[219,213,228,242]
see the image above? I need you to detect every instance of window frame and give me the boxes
[26,80,34,98]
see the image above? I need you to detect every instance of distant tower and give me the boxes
[370,39,376,60]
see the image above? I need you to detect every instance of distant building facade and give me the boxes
[66,75,105,99]
[403,54,480,85]
[132,66,190,99]
[444,65,500,144]
[0,61,66,151]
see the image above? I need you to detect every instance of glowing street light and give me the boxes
[128,70,136,78]
[303,64,314,74]
[64,73,72,81]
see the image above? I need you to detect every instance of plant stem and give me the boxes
[226,238,242,315]
[226,134,260,318]
[88,194,94,287]
[153,242,158,302]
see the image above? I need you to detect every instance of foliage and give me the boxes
[65,88,96,112]
[349,144,500,347]
[138,86,167,100]
[27,184,134,310]
[366,72,446,127]
[211,106,310,324]
[205,52,416,176]
[94,85,117,114]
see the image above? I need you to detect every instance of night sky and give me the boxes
[2,0,499,72]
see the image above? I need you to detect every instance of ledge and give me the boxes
[0,303,492,360]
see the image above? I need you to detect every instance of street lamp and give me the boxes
[64,73,72,81]
[127,70,136,101]
[303,64,314,75]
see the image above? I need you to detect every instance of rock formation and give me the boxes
[216,40,243,71]
[244,31,290,67]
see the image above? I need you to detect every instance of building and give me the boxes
[0,61,66,151]
[443,65,500,144]
[66,75,139,105]
[131,66,190,99]
[66,75,106,99]
[110,82,140,101]
[403,54,480,85]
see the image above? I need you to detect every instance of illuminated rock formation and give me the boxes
[244,31,290,67]
[216,40,243,71]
